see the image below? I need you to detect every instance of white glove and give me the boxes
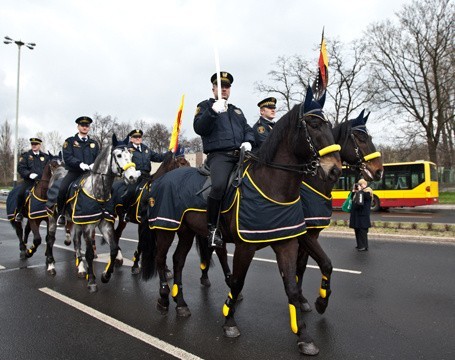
[88,163,94,170]
[29,173,38,180]
[241,142,252,152]
[212,99,227,113]
[79,163,90,171]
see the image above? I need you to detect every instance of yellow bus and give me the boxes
[332,160,439,211]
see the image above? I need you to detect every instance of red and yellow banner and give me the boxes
[169,94,185,153]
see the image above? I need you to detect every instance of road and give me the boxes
[0,211,454,359]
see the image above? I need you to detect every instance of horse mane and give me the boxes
[151,152,175,181]
[92,145,112,172]
[253,104,300,166]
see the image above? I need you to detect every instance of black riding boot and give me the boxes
[207,197,222,248]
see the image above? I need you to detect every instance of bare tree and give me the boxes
[91,113,117,148]
[44,131,63,155]
[0,119,13,186]
[145,123,171,153]
[364,0,455,164]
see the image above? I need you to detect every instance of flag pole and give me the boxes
[214,45,222,100]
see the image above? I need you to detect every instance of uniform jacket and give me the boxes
[349,189,372,229]
[193,98,255,154]
[17,150,50,181]
[253,116,275,151]
[62,134,100,173]
[127,142,166,176]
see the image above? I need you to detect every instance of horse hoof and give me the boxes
[20,250,26,259]
[87,283,98,293]
[156,301,169,315]
[101,272,111,283]
[315,297,328,314]
[176,306,191,317]
[114,259,123,267]
[47,268,56,276]
[25,249,34,259]
[165,269,173,280]
[131,266,141,275]
[64,239,71,246]
[223,325,241,338]
[77,271,87,279]
[200,277,211,287]
[300,301,312,312]
[298,341,319,356]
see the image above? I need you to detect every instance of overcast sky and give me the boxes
[1,0,412,145]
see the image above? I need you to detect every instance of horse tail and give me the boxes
[195,234,214,270]
[139,223,157,280]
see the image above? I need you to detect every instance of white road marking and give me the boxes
[0,265,5,270]
[39,287,203,360]
[227,253,362,275]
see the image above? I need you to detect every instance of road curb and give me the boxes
[320,230,455,245]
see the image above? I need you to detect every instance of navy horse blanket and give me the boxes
[6,185,47,221]
[299,181,332,229]
[147,166,307,242]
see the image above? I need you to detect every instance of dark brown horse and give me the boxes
[140,87,342,355]
[113,153,190,274]
[8,153,63,274]
[296,110,383,314]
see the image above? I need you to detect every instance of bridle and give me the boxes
[343,124,381,171]
[247,104,340,176]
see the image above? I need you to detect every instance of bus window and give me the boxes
[430,164,438,181]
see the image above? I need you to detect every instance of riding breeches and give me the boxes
[207,152,238,201]
[16,181,34,210]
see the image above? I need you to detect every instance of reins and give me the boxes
[247,105,340,176]
[342,123,381,171]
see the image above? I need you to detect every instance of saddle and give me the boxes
[196,149,246,201]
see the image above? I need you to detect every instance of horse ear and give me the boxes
[318,90,326,108]
[58,151,62,160]
[364,111,371,123]
[112,133,118,147]
[304,86,313,110]
[122,135,129,145]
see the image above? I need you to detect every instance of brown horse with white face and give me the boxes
[140,86,342,356]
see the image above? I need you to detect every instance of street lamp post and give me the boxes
[3,36,36,186]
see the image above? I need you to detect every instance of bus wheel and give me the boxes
[371,195,380,212]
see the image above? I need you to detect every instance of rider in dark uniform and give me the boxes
[57,116,100,225]
[193,71,255,248]
[252,97,277,151]
[122,129,168,221]
[15,137,50,221]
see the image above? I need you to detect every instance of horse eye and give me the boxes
[116,153,122,158]
[307,119,320,129]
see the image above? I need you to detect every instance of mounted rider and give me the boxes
[121,128,169,221]
[15,137,50,222]
[252,97,277,151]
[56,116,100,225]
[193,71,255,248]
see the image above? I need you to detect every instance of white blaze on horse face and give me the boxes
[112,147,138,184]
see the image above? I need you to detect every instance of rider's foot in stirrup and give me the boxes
[57,215,66,226]
[15,213,23,222]
[208,229,223,249]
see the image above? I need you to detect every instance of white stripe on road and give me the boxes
[0,217,360,274]
[39,287,203,360]
[227,253,362,275]
[0,265,5,270]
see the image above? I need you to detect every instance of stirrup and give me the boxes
[57,215,66,226]
[208,228,223,249]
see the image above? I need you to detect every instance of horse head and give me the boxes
[296,86,342,183]
[151,150,191,181]
[47,151,64,175]
[111,133,140,185]
[334,110,383,181]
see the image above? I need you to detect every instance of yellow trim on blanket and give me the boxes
[301,181,332,200]
[245,170,300,205]
[234,190,307,243]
